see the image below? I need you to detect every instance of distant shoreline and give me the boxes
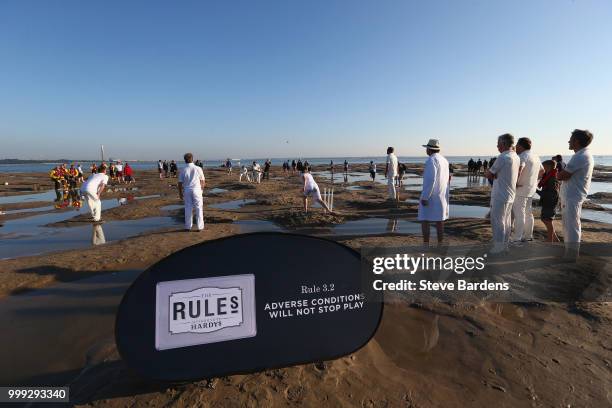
[4,154,612,165]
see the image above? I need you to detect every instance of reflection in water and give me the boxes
[92,224,106,245]
[386,218,398,232]
[465,175,489,188]
[54,188,83,210]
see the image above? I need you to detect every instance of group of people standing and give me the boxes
[386,130,594,252]
[238,160,272,183]
[467,158,489,175]
[157,160,178,179]
[484,130,593,253]
[107,161,134,184]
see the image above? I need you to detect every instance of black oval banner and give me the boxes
[115,232,383,382]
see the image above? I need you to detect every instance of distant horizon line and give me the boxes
[3,152,612,163]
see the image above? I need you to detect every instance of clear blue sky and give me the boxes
[1,0,610,160]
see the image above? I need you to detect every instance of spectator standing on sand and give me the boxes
[178,153,205,232]
[329,160,334,174]
[385,147,399,200]
[291,159,297,174]
[511,137,543,243]
[343,160,349,174]
[170,160,178,177]
[301,166,332,214]
[49,165,63,201]
[67,164,79,190]
[116,161,125,183]
[418,139,450,245]
[163,160,169,178]
[486,133,520,253]
[396,162,407,187]
[536,160,560,242]
[554,154,566,171]
[91,163,98,174]
[158,160,164,179]
[369,161,376,182]
[264,159,271,180]
[77,163,84,182]
[124,162,135,184]
[296,159,303,172]
[557,129,594,253]
[225,158,233,176]
[109,163,116,182]
[82,164,109,222]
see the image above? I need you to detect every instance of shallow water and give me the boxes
[3,205,56,215]
[405,199,490,219]
[449,204,490,218]
[160,204,184,211]
[332,218,423,235]
[581,209,612,224]
[0,216,181,260]
[209,199,257,210]
[0,190,58,205]
[233,219,283,233]
[209,188,228,194]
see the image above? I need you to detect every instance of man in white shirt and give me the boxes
[557,129,594,252]
[178,153,206,231]
[486,134,520,253]
[252,161,262,184]
[115,161,124,183]
[385,147,398,200]
[301,166,332,213]
[158,160,164,179]
[239,165,251,182]
[418,139,450,245]
[511,137,543,242]
[81,164,109,222]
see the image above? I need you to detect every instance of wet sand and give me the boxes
[1,165,611,407]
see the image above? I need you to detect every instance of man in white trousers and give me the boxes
[239,165,251,182]
[511,137,543,242]
[81,164,109,222]
[252,161,262,184]
[418,139,450,245]
[385,146,398,200]
[178,152,205,232]
[557,129,594,254]
[486,134,519,253]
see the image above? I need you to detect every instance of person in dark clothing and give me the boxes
[296,159,303,172]
[291,159,297,174]
[487,157,496,186]
[263,159,271,180]
[396,162,407,187]
[536,160,560,242]
[163,160,169,178]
